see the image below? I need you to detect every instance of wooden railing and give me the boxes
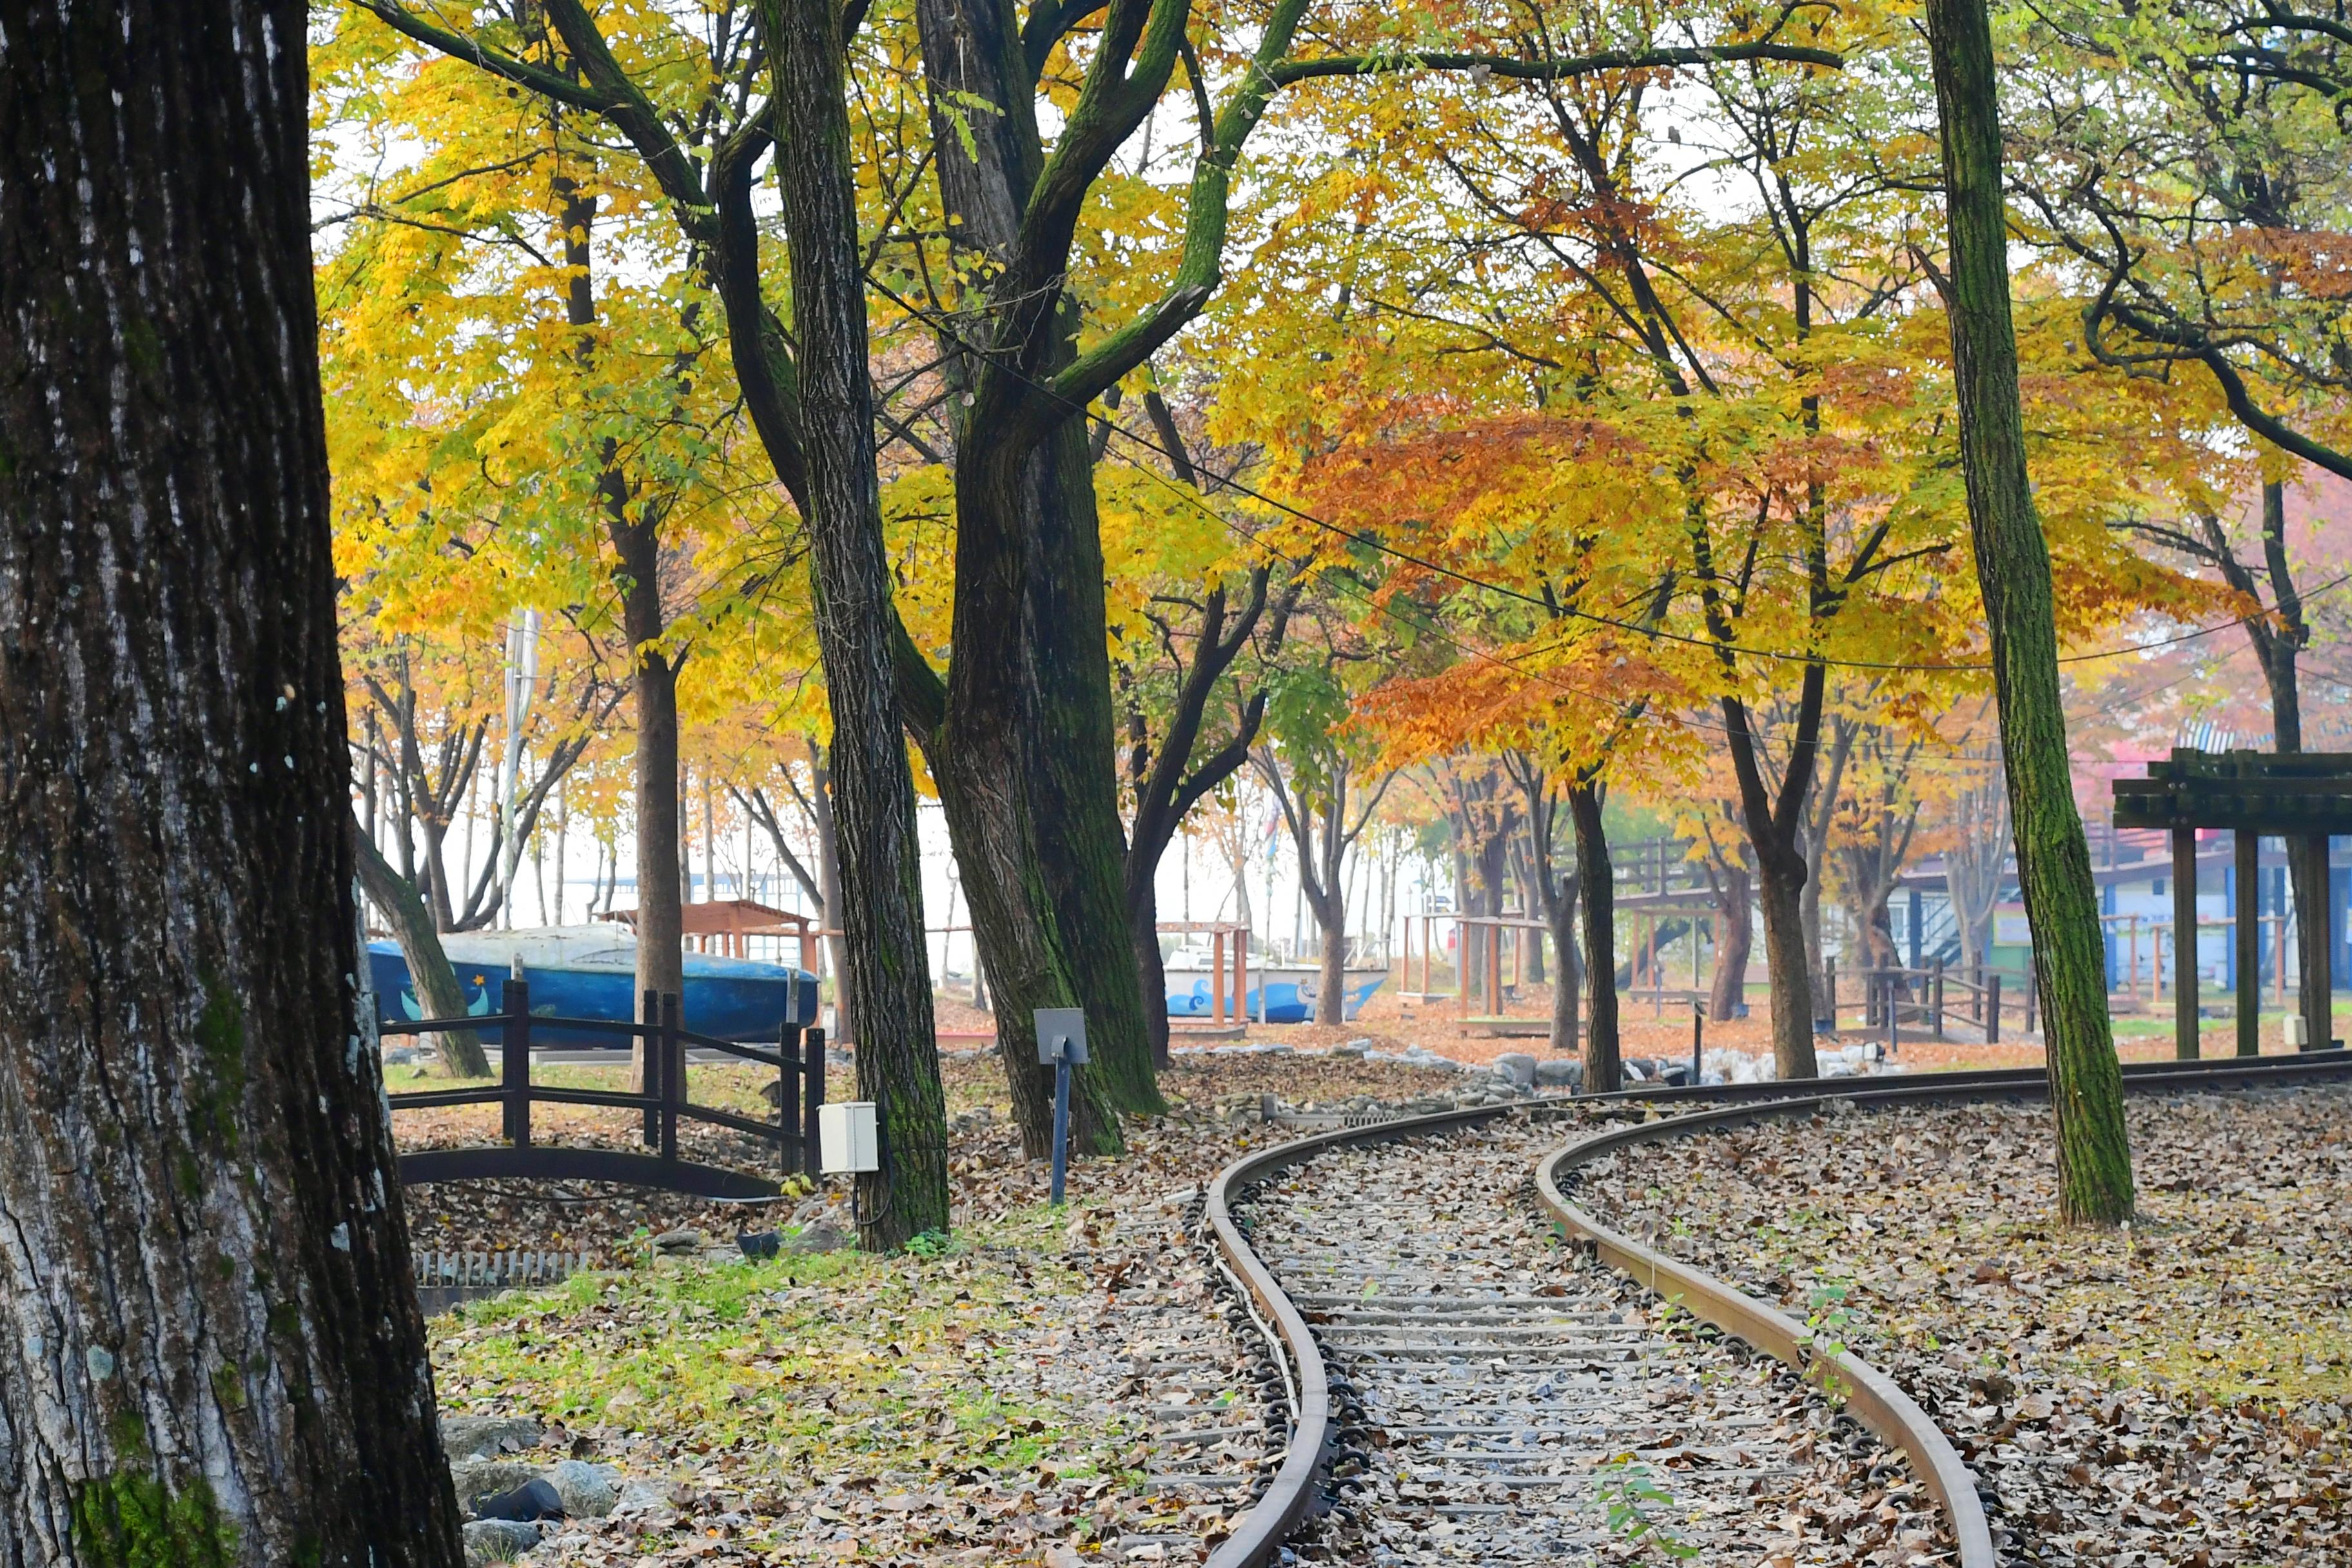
[382,979,825,1200]
[1826,959,2034,1046]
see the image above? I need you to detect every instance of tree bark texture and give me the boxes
[1545,877,1583,1060]
[0,4,465,1560]
[2241,483,2332,1053]
[352,822,489,1077]
[1708,863,1754,1023]
[930,431,1148,1155]
[764,0,950,1246]
[1567,783,1620,1093]
[617,534,683,1085]
[1926,0,2133,1223]
[807,743,853,1019]
[1721,685,1823,1080]
[909,0,1165,1133]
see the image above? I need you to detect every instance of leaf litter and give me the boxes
[1576,1084,2352,1565]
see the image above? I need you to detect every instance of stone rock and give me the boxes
[1490,1053,1537,1088]
[786,1222,847,1255]
[441,1416,544,1462]
[1335,1037,1372,1057]
[1533,1058,1582,1089]
[451,1459,544,1513]
[611,1477,676,1516]
[475,1477,565,1523]
[546,1460,620,1518]
[650,1228,703,1255]
[462,1518,542,1566]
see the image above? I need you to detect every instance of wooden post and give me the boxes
[1933,959,1946,1040]
[2024,956,2038,1037]
[1486,921,1502,1016]
[2128,915,2141,1010]
[1986,972,2002,1045]
[503,976,532,1149]
[777,1012,799,1175]
[1458,918,1471,1021]
[1238,937,1251,1028]
[2173,827,2199,1059]
[1824,956,1838,1032]
[2276,910,2288,1006]
[2236,830,2260,1057]
[640,986,662,1148]
[1211,930,1226,1024]
[801,1025,827,1177]
[2302,832,2332,1052]
[659,991,681,1164]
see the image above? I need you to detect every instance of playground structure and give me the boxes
[1159,920,1253,1035]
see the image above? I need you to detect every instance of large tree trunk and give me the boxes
[1316,901,1349,1024]
[906,0,1162,1134]
[1567,783,1620,1092]
[353,822,490,1077]
[1723,691,1822,1077]
[1709,864,1754,1023]
[807,742,852,1023]
[0,5,464,1558]
[1755,860,1817,1077]
[2251,482,2332,1050]
[1926,0,2133,1224]
[919,466,1136,1160]
[1130,883,1171,1065]
[767,0,950,1246]
[1546,875,1583,1060]
[617,538,684,1088]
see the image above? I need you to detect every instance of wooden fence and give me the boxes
[383,979,825,1200]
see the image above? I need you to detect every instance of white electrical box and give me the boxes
[819,1101,879,1174]
[2286,1015,2311,1048]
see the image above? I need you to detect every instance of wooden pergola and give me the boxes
[2113,749,2348,1058]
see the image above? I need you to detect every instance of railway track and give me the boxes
[1230,1115,1949,1564]
[1196,1050,2352,1568]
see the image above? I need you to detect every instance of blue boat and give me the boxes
[367,925,818,1049]
[1163,962,1387,1024]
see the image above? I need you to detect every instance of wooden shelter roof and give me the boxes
[2112,749,2352,834]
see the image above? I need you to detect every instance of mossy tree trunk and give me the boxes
[1925,0,2133,1224]
[763,0,950,1245]
[0,2,465,1558]
[351,823,490,1077]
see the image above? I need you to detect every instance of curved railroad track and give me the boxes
[1197,1049,2352,1568]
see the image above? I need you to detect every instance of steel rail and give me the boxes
[1202,1050,2352,1567]
[1588,1044,2352,1108]
[1534,1109,1996,1567]
[1199,1101,1527,1568]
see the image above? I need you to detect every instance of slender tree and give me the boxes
[0,1,463,1558]
[762,0,950,1244]
[1924,0,2133,1222]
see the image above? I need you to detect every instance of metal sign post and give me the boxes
[1033,1008,1088,1206]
